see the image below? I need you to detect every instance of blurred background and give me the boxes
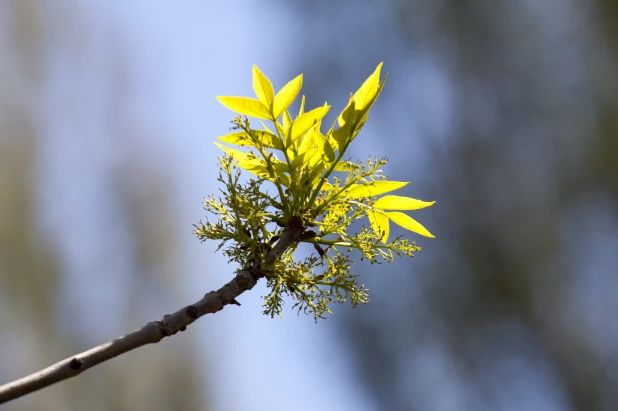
[1,1,617,410]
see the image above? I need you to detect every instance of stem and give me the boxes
[245,123,290,219]
[305,238,394,251]
[0,223,304,405]
[307,150,345,216]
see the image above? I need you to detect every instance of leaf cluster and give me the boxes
[194,63,435,320]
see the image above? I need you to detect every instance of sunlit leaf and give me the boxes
[298,95,306,117]
[215,142,268,174]
[273,74,303,118]
[368,209,390,243]
[321,136,336,164]
[337,95,355,128]
[253,66,275,109]
[374,195,435,210]
[297,128,320,159]
[331,96,355,151]
[291,151,308,170]
[214,142,288,178]
[289,105,330,142]
[218,130,284,151]
[350,77,387,140]
[217,96,272,119]
[308,160,326,188]
[353,62,383,110]
[217,132,251,146]
[214,142,250,161]
[314,131,335,165]
[276,172,291,188]
[282,110,293,132]
[385,211,435,238]
[347,181,409,198]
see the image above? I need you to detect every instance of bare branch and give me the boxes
[0,222,303,405]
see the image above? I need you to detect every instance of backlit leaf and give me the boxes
[253,66,275,109]
[273,74,303,118]
[337,95,356,128]
[289,105,330,142]
[214,142,288,178]
[350,77,387,141]
[374,195,435,210]
[347,181,409,198]
[353,62,383,110]
[385,211,435,238]
[217,96,272,119]
[218,130,284,151]
[282,110,293,132]
[368,209,390,243]
[331,96,355,151]
[298,95,306,117]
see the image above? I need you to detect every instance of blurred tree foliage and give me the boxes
[286,1,618,410]
[0,1,208,409]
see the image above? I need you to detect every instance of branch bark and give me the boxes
[0,220,304,405]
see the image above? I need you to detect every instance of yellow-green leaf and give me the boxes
[218,130,284,151]
[253,66,274,109]
[331,96,355,151]
[350,76,387,141]
[337,95,356,127]
[347,181,409,198]
[282,110,293,132]
[289,105,330,142]
[217,96,272,119]
[215,142,268,174]
[214,142,249,161]
[273,74,303,118]
[217,132,251,146]
[298,95,306,117]
[374,195,435,210]
[385,211,435,238]
[315,131,335,164]
[291,151,308,170]
[215,142,289,182]
[353,62,383,111]
[308,160,326,187]
[276,172,291,188]
[368,209,390,243]
[297,127,319,158]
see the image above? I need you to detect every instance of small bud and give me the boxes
[300,230,317,240]
[313,243,325,256]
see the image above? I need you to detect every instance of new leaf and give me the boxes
[217,96,272,120]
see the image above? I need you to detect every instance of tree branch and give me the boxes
[0,220,304,405]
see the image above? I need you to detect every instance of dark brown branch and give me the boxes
[0,222,304,405]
